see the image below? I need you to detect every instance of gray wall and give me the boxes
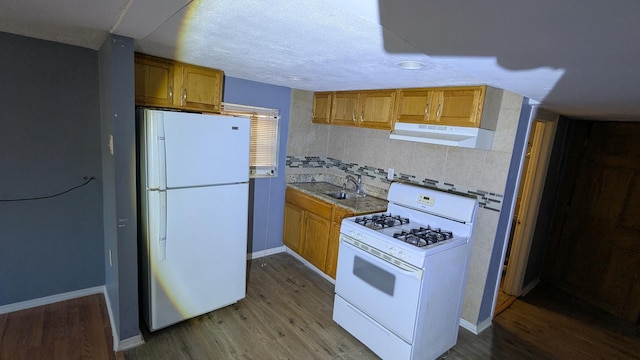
[222,77,291,253]
[0,32,104,305]
[98,34,139,341]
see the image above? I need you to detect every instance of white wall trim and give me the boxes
[103,286,119,350]
[284,247,336,285]
[102,287,145,351]
[117,334,145,351]
[520,277,541,297]
[459,317,492,335]
[248,246,286,259]
[0,285,104,315]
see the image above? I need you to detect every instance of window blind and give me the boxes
[221,103,280,177]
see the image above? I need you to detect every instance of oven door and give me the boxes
[334,234,423,343]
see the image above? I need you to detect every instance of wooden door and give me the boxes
[312,92,333,124]
[331,91,360,126]
[430,87,484,127]
[282,202,304,253]
[300,212,331,270]
[134,55,175,107]
[544,121,640,323]
[358,90,396,129]
[176,64,223,112]
[396,89,434,123]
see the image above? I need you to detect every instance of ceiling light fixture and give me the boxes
[398,61,424,70]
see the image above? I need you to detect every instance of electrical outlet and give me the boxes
[387,168,395,180]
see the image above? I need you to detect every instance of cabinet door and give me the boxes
[283,203,304,253]
[312,92,333,124]
[359,90,396,129]
[331,91,360,126]
[135,55,175,107]
[175,64,223,112]
[396,89,435,123]
[300,212,331,270]
[430,87,485,127]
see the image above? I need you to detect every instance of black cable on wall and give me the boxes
[0,176,95,202]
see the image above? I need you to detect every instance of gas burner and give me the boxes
[354,213,409,230]
[393,226,454,247]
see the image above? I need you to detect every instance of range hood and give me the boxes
[389,122,494,150]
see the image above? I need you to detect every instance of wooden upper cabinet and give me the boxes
[433,87,485,127]
[312,92,333,124]
[395,88,435,123]
[359,90,396,129]
[134,53,223,113]
[135,55,175,108]
[330,90,396,129]
[331,91,361,126]
[175,63,223,112]
[396,86,486,127]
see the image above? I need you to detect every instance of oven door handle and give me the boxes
[341,236,424,281]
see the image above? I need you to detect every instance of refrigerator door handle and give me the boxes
[157,117,167,191]
[158,190,167,260]
[146,111,167,191]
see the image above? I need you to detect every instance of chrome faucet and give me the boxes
[345,174,363,194]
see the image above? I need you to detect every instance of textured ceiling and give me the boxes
[1,0,639,121]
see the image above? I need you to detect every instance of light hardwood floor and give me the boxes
[2,252,639,359]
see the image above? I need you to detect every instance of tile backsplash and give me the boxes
[287,155,503,211]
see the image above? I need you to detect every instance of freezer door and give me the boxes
[144,183,249,331]
[144,109,250,188]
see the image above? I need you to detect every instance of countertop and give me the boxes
[287,182,388,214]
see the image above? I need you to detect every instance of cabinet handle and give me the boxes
[360,111,364,122]
[436,103,441,118]
[169,86,173,101]
[424,103,430,118]
[352,111,356,123]
[182,89,187,106]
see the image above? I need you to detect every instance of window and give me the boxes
[221,103,280,177]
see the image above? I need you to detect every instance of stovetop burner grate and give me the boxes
[354,214,410,230]
[392,226,454,247]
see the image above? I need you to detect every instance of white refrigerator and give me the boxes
[137,108,250,331]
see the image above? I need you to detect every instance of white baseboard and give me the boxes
[520,277,541,297]
[249,246,286,259]
[102,288,121,351]
[284,247,335,285]
[102,287,145,352]
[459,317,492,335]
[117,334,145,351]
[0,285,104,315]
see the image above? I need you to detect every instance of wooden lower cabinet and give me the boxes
[324,207,355,278]
[300,212,331,270]
[284,187,375,279]
[282,202,304,253]
[283,188,332,271]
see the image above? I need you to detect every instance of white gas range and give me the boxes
[333,182,478,360]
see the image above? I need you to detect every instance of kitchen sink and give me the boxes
[324,191,352,200]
